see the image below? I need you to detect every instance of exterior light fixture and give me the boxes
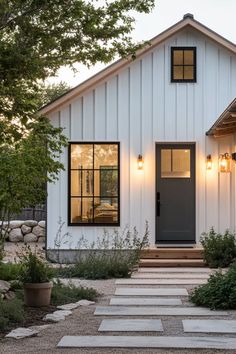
[206,154,212,170]
[219,153,231,173]
[137,154,144,170]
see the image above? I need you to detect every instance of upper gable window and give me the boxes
[171,47,196,83]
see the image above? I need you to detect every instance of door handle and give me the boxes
[157,192,160,216]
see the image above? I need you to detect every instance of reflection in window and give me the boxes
[161,149,190,178]
[171,47,196,82]
[69,143,119,225]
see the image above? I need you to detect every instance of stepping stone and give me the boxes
[94,306,228,316]
[183,320,236,333]
[138,267,212,273]
[57,335,236,349]
[98,319,163,332]
[115,288,188,296]
[132,273,209,279]
[110,297,182,306]
[116,279,207,285]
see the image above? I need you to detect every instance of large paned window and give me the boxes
[171,47,196,82]
[69,142,120,226]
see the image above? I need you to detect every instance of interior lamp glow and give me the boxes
[137,154,144,170]
[219,153,231,173]
[206,154,212,170]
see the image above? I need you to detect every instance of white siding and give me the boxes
[47,28,236,248]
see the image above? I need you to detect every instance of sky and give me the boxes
[47,0,236,88]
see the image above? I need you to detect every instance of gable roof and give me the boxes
[40,13,236,116]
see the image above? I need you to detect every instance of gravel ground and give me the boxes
[1,244,236,353]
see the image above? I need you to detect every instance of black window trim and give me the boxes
[171,46,197,83]
[68,141,120,227]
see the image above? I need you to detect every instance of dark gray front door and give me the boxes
[156,144,195,243]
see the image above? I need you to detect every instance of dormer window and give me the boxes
[171,47,196,82]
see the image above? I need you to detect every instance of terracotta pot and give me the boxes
[23,282,53,307]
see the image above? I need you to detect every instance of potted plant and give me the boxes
[18,245,53,307]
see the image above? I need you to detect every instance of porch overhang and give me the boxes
[206,98,236,137]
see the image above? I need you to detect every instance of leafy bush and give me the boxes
[0,298,24,330]
[57,223,149,279]
[18,245,54,283]
[190,262,236,309]
[200,228,236,268]
[0,262,21,281]
[51,280,98,306]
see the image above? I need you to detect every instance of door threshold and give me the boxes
[155,243,196,248]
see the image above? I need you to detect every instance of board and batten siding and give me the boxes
[47,28,236,249]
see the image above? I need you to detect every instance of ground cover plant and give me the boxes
[56,223,149,279]
[0,262,21,281]
[200,228,236,268]
[190,262,236,310]
[0,298,24,331]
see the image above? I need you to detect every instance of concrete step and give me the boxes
[139,258,205,267]
[141,248,203,259]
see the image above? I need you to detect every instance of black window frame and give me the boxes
[68,141,120,227]
[171,47,197,83]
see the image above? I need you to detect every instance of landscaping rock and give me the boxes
[0,280,10,293]
[4,291,15,300]
[38,220,45,228]
[9,228,23,242]
[5,327,39,339]
[77,300,95,306]
[9,220,24,229]
[24,220,38,227]
[38,237,46,243]
[21,225,32,235]
[57,303,80,310]
[43,310,72,322]
[32,225,45,237]
[24,233,38,243]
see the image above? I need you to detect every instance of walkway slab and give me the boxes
[110,297,182,306]
[183,320,236,333]
[115,288,188,296]
[116,279,207,285]
[94,306,228,316]
[98,319,163,332]
[132,273,209,279]
[57,335,236,349]
[138,267,212,273]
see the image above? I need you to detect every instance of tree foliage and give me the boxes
[38,82,71,107]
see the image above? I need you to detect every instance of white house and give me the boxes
[40,14,236,258]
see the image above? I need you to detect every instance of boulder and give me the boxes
[24,233,38,243]
[9,228,23,242]
[0,280,10,294]
[24,220,38,227]
[9,220,24,229]
[21,225,31,235]
[38,237,46,243]
[38,220,45,228]
[4,291,15,300]
[32,225,45,238]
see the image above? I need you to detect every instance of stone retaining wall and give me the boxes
[1,220,45,243]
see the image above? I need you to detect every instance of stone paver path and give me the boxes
[58,267,236,350]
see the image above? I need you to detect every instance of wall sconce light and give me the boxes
[137,154,144,170]
[206,154,212,170]
[219,153,231,173]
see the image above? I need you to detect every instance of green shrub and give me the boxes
[0,298,24,330]
[0,262,21,281]
[190,262,236,310]
[57,223,149,279]
[51,279,98,306]
[200,228,236,268]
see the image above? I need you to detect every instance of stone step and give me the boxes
[183,320,236,333]
[141,248,203,259]
[138,267,212,273]
[132,273,209,279]
[139,259,205,267]
[57,335,236,350]
[115,278,207,285]
[98,319,163,332]
[115,288,188,296]
[94,306,228,316]
[110,297,182,306]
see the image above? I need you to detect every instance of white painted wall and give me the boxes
[47,27,236,249]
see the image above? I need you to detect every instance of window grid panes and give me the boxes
[69,143,120,225]
[171,47,196,82]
